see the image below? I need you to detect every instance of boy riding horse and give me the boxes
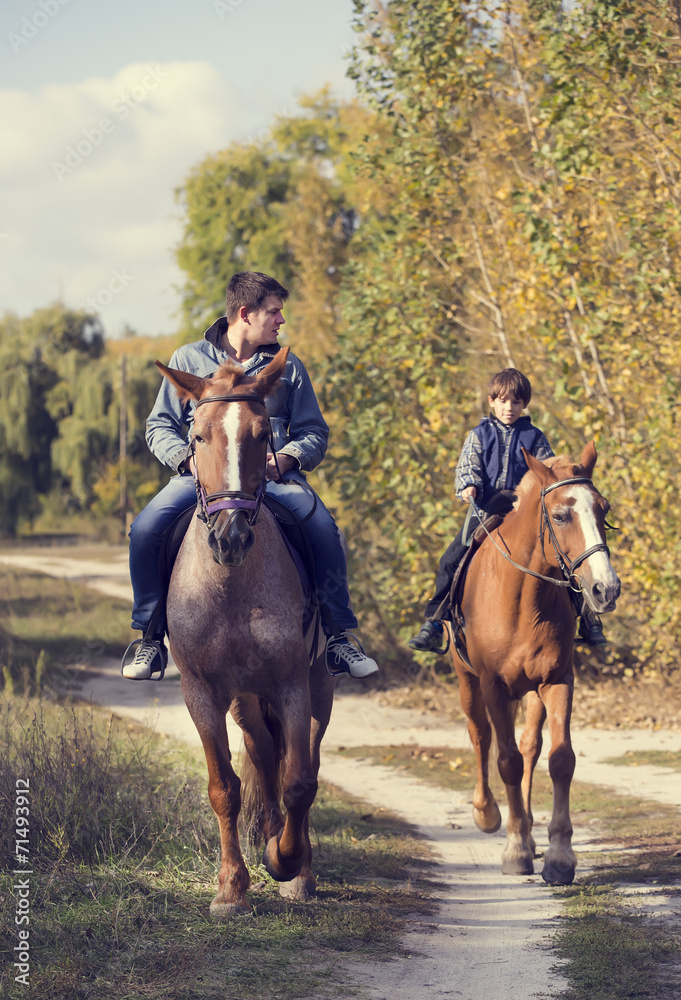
[408,368,606,652]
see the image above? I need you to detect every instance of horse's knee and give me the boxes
[497,747,523,787]
[548,744,576,783]
[283,774,318,813]
[519,730,542,761]
[208,772,241,820]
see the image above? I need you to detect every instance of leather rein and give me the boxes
[471,476,615,590]
[191,393,271,528]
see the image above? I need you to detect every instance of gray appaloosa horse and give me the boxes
[158,346,334,917]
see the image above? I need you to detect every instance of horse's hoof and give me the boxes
[473,803,502,834]
[279,876,316,901]
[262,838,303,882]
[501,855,534,876]
[541,862,575,886]
[209,898,251,920]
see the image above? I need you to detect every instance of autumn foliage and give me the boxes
[4,1,680,681]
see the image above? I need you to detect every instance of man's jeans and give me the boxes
[128,471,357,635]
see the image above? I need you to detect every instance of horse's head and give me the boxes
[522,441,621,613]
[156,347,289,567]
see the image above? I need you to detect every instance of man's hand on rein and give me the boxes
[266,452,297,481]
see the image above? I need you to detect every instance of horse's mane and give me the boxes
[208,359,261,393]
[512,454,587,510]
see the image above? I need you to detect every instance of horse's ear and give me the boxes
[251,346,290,398]
[155,361,209,403]
[579,440,597,477]
[522,448,553,485]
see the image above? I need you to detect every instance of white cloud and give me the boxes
[0,60,251,337]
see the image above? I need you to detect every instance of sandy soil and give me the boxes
[3,547,681,1000]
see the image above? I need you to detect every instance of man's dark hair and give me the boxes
[225,272,289,323]
[488,368,532,406]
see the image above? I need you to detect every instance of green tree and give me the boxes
[326,0,681,673]
[0,305,104,535]
[173,90,376,358]
[0,305,168,535]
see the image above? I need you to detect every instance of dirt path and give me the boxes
[4,547,681,1000]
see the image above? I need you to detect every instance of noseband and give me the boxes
[191,393,271,528]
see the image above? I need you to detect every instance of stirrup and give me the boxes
[407,621,450,655]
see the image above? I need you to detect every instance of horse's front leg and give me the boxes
[264,681,317,883]
[280,663,335,901]
[231,694,286,847]
[537,679,576,885]
[519,690,547,858]
[181,676,250,918]
[484,681,534,876]
[451,646,501,833]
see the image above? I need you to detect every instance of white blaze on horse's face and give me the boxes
[565,484,620,612]
[222,405,243,494]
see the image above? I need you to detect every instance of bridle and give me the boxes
[191,393,271,529]
[471,476,615,589]
[539,477,612,584]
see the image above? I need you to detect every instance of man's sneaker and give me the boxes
[121,638,168,680]
[326,634,379,679]
[408,620,446,653]
[577,610,607,646]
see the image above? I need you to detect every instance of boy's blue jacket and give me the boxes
[455,415,553,508]
[145,317,329,474]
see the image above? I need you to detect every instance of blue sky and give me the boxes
[0,0,359,337]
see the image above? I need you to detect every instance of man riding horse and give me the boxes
[121,271,378,682]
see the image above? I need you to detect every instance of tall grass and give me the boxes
[0,699,433,1000]
[0,699,215,873]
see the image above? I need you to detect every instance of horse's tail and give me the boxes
[239,700,285,850]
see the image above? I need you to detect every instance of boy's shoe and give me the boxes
[577,610,607,646]
[326,634,379,678]
[408,620,446,653]
[121,637,168,680]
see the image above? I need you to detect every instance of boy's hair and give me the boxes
[488,368,532,406]
[225,272,289,323]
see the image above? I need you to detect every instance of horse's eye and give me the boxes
[553,511,568,524]
[193,435,204,445]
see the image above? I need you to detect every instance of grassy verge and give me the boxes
[1,699,434,1000]
[0,566,131,695]
[553,884,681,1000]
[603,749,681,771]
[337,744,681,1000]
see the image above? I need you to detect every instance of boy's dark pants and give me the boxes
[424,533,467,619]
[424,490,516,621]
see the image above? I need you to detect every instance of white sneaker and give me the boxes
[325,634,379,679]
[121,638,168,680]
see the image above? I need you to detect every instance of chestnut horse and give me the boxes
[448,442,620,885]
[158,347,334,917]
